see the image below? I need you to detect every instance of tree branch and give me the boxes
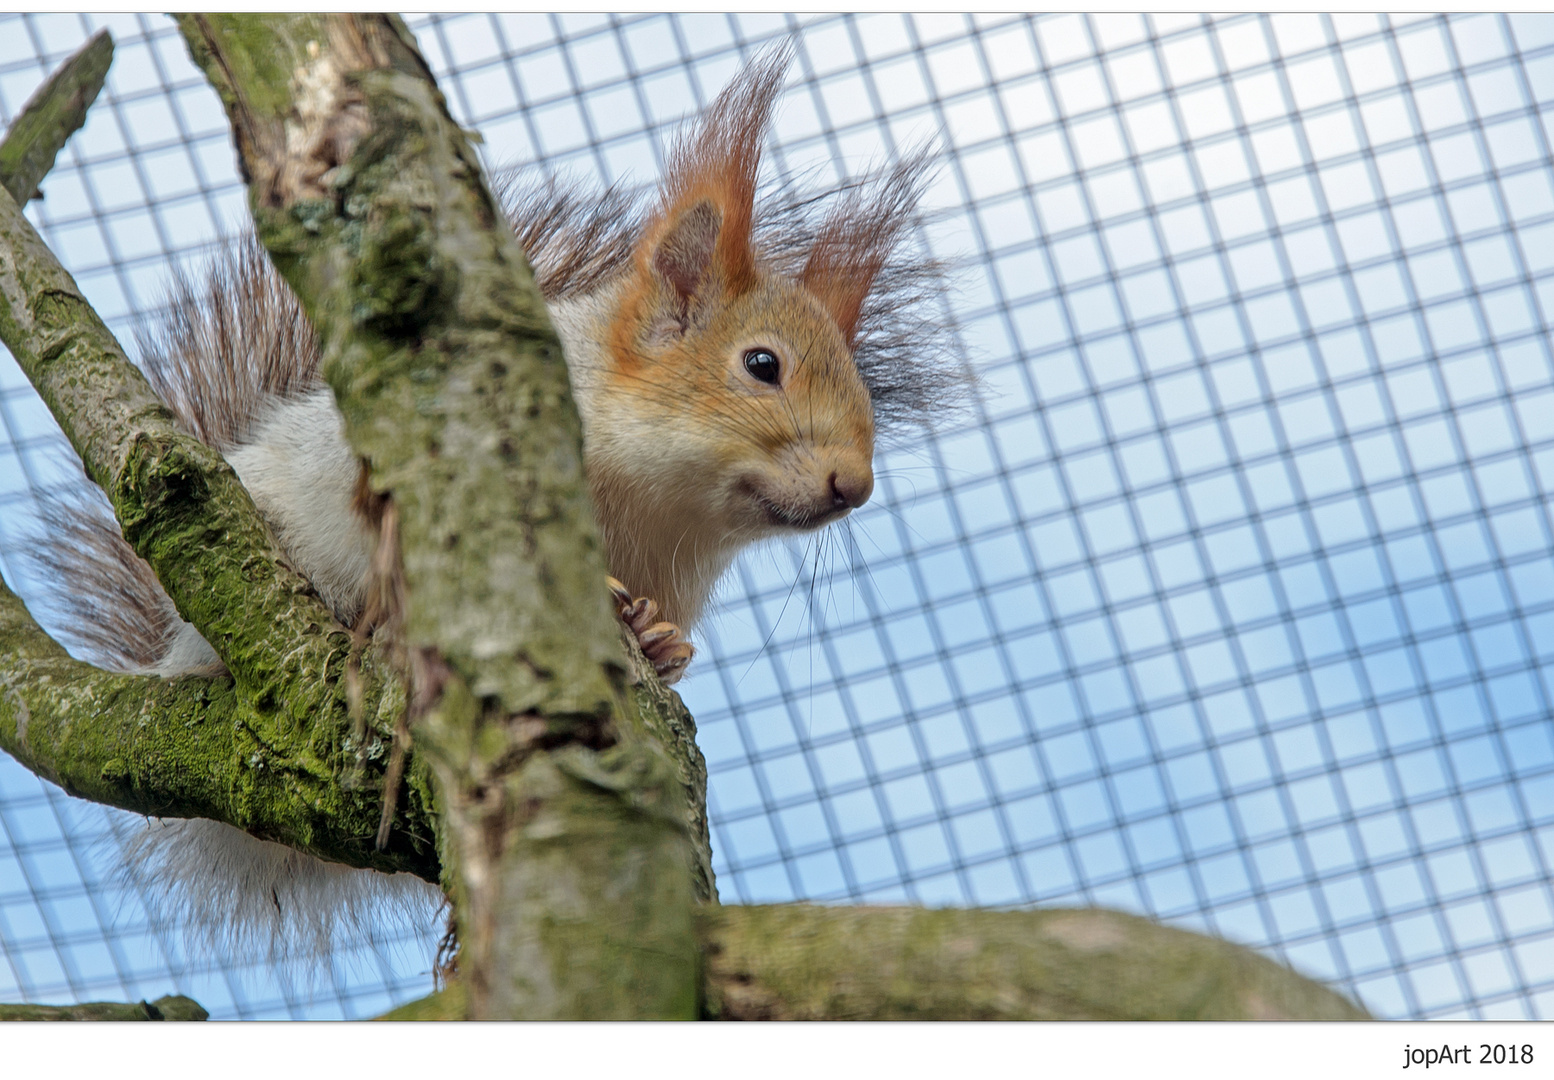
[620,624,714,902]
[0,559,436,877]
[378,904,1368,1021]
[178,14,702,1018]
[0,29,112,206]
[0,995,208,1021]
[0,33,435,877]
[698,905,1368,1021]
[0,138,342,700]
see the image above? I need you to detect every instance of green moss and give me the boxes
[0,30,112,206]
[0,578,437,878]
[175,15,333,126]
[0,995,208,1021]
[374,984,466,1021]
[699,905,1370,1021]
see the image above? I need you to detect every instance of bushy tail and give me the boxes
[118,819,443,974]
[135,233,322,452]
[23,236,431,974]
[25,233,327,678]
[24,485,189,674]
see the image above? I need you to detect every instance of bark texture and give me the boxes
[177,13,702,1019]
[377,905,1368,1021]
[699,905,1369,1020]
[0,76,357,705]
[0,575,435,876]
[0,995,208,1021]
[0,29,112,206]
[0,31,436,877]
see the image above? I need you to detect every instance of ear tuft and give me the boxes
[651,199,722,314]
[801,150,934,346]
[643,42,793,299]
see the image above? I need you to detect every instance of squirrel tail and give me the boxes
[117,819,442,974]
[22,237,435,974]
[23,231,327,679]
[24,484,435,972]
[23,484,188,674]
[135,232,322,451]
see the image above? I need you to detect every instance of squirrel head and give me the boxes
[591,46,893,547]
[537,44,960,627]
[600,194,878,541]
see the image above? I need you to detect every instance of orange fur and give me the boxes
[801,152,933,346]
[37,43,964,675]
[567,44,900,627]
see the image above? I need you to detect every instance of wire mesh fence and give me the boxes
[0,12,1552,1020]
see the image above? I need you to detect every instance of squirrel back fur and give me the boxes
[27,45,968,973]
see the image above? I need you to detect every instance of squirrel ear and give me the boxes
[801,153,932,346]
[651,199,722,311]
[801,236,887,347]
[646,44,792,302]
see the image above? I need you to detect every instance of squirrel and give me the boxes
[25,45,967,969]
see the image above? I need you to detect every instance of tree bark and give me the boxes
[0,30,435,877]
[0,42,366,705]
[0,575,435,876]
[0,995,208,1021]
[176,13,703,1019]
[699,905,1368,1020]
[379,905,1368,1021]
[0,29,112,206]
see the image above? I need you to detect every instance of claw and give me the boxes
[605,576,695,684]
[655,652,692,681]
[623,598,661,635]
[637,621,679,650]
[606,575,633,609]
[645,638,694,682]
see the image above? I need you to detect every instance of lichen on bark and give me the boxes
[177,13,702,1019]
[699,905,1369,1021]
[0,994,208,1021]
[0,29,435,879]
[0,170,350,703]
[0,555,436,877]
[0,28,112,207]
[378,904,1369,1022]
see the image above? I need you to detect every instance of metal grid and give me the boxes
[0,12,1551,1020]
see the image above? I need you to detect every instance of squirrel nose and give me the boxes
[829,468,873,510]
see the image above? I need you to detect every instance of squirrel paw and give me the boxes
[607,576,694,684]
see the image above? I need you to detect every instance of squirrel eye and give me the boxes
[743,348,781,386]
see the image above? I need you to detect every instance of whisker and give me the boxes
[736,541,811,688]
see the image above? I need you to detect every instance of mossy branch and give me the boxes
[0,89,341,698]
[0,555,436,877]
[699,905,1368,1020]
[179,13,702,1019]
[379,904,1368,1021]
[0,995,208,1021]
[176,14,624,716]
[0,35,434,880]
[0,29,112,206]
